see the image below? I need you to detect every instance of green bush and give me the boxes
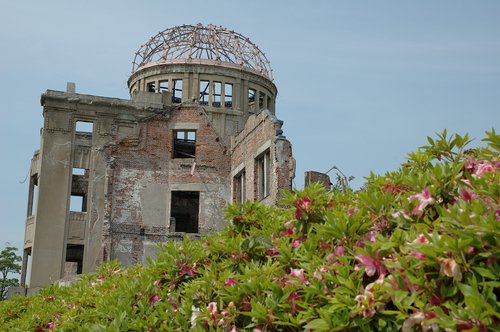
[1,130,498,331]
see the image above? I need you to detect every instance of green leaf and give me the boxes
[304,318,330,331]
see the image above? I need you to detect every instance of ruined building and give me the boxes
[21,24,295,290]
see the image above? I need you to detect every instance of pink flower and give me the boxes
[413,234,428,244]
[177,260,200,277]
[459,188,475,202]
[402,312,425,332]
[356,254,387,277]
[410,234,428,260]
[475,160,495,177]
[281,227,293,236]
[392,210,411,220]
[266,247,280,256]
[348,207,357,217]
[289,268,310,285]
[224,278,237,287]
[354,292,375,318]
[292,238,301,248]
[294,196,311,219]
[149,293,160,304]
[366,231,377,243]
[287,291,303,314]
[208,301,218,315]
[411,251,426,260]
[408,188,435,216]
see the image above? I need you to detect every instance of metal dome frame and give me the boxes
[132,24,273,80]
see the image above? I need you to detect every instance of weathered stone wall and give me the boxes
[231,110,295,205]
[104,106,231,266]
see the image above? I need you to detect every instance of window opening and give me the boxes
[224,83,233,108]
[256,150,271,200]
[172,79,183,103]
[233,171,246,203]
[159,80,169,93]
[70,194,86,212]
[147,82,156,92]
[212,81,221,107]
[259,91,265,109]
[248,88,256,110]
[72,168,85,176]
[170,191,199,233]
[199,80,209,106]
[21,248,32,287]
[27,174,38,217]
[75,121,93,134]
[65,244,84,275]
[71,167,88,212]
[173,130,196,158]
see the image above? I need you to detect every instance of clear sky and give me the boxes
[1,1,499,252]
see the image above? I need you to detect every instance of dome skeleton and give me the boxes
[132,24,273,80]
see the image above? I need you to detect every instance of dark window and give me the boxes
[225,83,233,108]
[199,80,209,106]
[233,171,246,203]
[65,244,84,275]
[172,79,182,103]
[256,150,271,200]
[173,130,196,158]
[170,191,199,233]
[147,82,156,92]
[27,174,38,217]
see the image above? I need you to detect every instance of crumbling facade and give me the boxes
[21,24,295,290]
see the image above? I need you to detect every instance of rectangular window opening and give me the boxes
[27,174,38,217]
[233,170,246,203]
[72,167,85,176]
[159,80,169,93]
[170,191,199,233]
[21,248,32,287]
[172,79,183,103]
[65,244,84,275]
[248,88,256,110]
[147,82,156,92]
[256,150,271,200]
[199,80,209,106]
[71,167,88,212]
[224,83,233,108]
[212,81,221,107]
[70,194,86,212]
[75,121,93,134]
[173,130,196,158]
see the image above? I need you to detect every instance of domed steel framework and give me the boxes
[132,24,273,80]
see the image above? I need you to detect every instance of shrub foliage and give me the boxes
[0,130,498,331]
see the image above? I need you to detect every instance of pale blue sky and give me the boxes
[1,1,499,251]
